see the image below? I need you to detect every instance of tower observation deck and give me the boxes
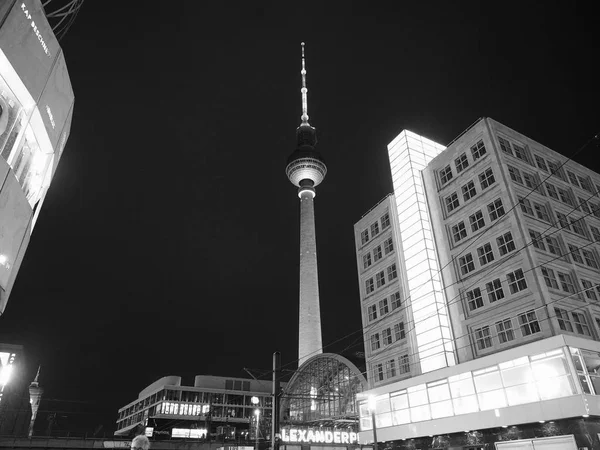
[285,43,327,366]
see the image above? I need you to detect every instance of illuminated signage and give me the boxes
[20,3,51,58]
[280,428,358,445]
[46,105,55,129]
[172,428,206,438]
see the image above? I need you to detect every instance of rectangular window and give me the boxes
[459,253,475,275]
[474,326,492,350]
[361,229,370,245]
[373,245,382,262]
[391,291,401,310]
[471,140,487,160]
[477,243,494,265]
[363,253,372,269]
[379,298,389,316]
[375,363,384,381]
[523,172,537,190]
[376,271,386,288]
[469,210,485,232]
[455,153,469,173]
[571,217,587,236]
[487,198,505,221]
[382,328,393,345]
[394,322,405,340]
[541,267,559,289]
[371,221,380,237]
[572,312,591,336]
[383,237,394,254]
[387,264,398,281]
[371,333,381,351]
[533,202,551,222]
[368,304,378,322]
[557,271,576,294]
[582,249,598,269]
[445,192,460,213]
[567,171,580,187]
[498,136,513,155]
[479,168,496,189]
[513,143,528,162]
[386,359,397,378]
[507,269,527,294]
[399,355,410,374]
[486,278,504,303]
[591,226,600,242]
[508,165,523,184]
[519,310,541,336]
[529,229,546,250]
[547,161,564,180]
[558,187,574,206]
[581,279,598,301]
[555,308,574,332]
[580,198,592,214]
[545,236,562,256]
[569,244,584,264]
[592,203,600,219]
[466,287,484,311]
[579,176,593,192]
[496,319,515,343]
[546,182,559,200]
[462,181,477,201]
[497,231,516,255]
[452,221,467,243]
[556,211,570,230]
[381,212,390,229]
[535,155,548,172]
[518,197,534,215]
[440,165,453,185]
[365,278,374,294]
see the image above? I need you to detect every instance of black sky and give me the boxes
[0,0,598,433]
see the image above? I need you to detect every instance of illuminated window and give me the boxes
[535,155,548,172]
[386,359,397,378]
[545,236,562,256]
[373,245,382,262]
[446,192,460,213]
[383,237,394,254]
[569,244,584,264]
[469,210,485,232]
[507,269,527,294]
[570,217,587,237]
[572,312,591,336]
[455,153,469,173]
[567,171,580,187]
[557,271,576,294]
[519,310,540,336]
[486,278,504,302]
[498,136,513,155]
[440,165,453,185]
[382,328,393,345]
[533,202,550,222]
[477,243,494,265]
[518,196,534,215]
[555,308,573,332]
[497,232,516,256]
[474,326,492,350]
[376,271,386,288]
[365,278,374,294]
[579,176,593,192]
[390,291,401,310]
[541,267,559,289]
[471,140,486,160]
[374,363,384,381]
[452,221,467,243]
[394,322,405,340]
[399,355,410,374]
[487,198,505,221]
[466,288,484,311]
[361,229,370,245]
[379,298,389,316]
[508,165,522,184]
[363,253,372,269]
[387,264,398,281]
[462,181,477,201]
[459,254,475,275]
[579,198,592,214]
[381,212,390,229]
[581,279,598,301]
[558,187,574,206]
[592,226,600,242]
[546,182,559,200]
[368,304,378,322]
[513,143,528,162]
[371,333,381,351]
[371,221,380,237]
[529,230,546,250]
[496,319,514,343]
[479,168,496,189]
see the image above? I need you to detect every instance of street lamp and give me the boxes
[251,396,260,450]
[368,395,379,450]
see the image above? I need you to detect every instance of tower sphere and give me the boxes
[286,127,327,188]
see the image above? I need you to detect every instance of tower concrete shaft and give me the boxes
[298,190,323,365]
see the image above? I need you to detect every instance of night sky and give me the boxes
[0,0,598,434]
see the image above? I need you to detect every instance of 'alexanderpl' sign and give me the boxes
[281,428,359,445]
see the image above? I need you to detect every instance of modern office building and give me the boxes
[0,0,74,313]
[355,118,600,448]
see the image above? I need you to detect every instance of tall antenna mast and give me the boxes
[300,42,310,126]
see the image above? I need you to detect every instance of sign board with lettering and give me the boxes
[281,428,359,445]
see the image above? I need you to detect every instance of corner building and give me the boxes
[356,118,600,449]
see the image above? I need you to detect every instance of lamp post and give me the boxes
[251,396,260,450]
[368,396,378,450]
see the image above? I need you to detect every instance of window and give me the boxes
[371,333,381,351]
[570,217,587,236]
[591,226,600,242]
[581,279,598,301]
[569,244,584,264]
[535,155,548,172]
[382,328,393,345]
[474,326,492,350]
[445,192,460,213]
[365,278,374,294]
[379,298,389,315]
[533,202,551,222]
[381,212,390,229]
[518,196,534,215]
[541,267,559,289]
[523,172,537,190]
[547,160,564,180]
[579,198,592,214]
[469,210,485,232]
[545,236,562,256]
[582,249,599,269]
[497,232,516,255]
[592,203,600,219]
[383,237,394,254]
[462,181,477,201]
[486,278,504,303]
[387,264,398,281]
[507,269,527,294]
[394,322,405,340]
[508,165,523,184]
[386,359,397,378]
[546,182,559,200]
[496,319,515,343]
[455,153,469,173]
[479,168,496,189]
[361,229,370,245]
[373,245,382,262]
[466,288,484,311]
[557,271,576,294]
[579,176,593,192]
[452,221,467,243]
[376,271,386,288]
[374,363,384,381]
[440,165,453,185]
[399,355,410,374]
[391,291,401,310]
[487,198,505,221]
[471,140,486,160]
[519,310,541,336]
[477,243,494,265]
[558,187,574,206]
[363,253,372,269]
[368,304,378,322]
[567,171,580,187]
[371,221,380,237]
[556,211,570,230]
[459,254,475,275]
[498,136,513,155]
[555,308,574,332]
[529,230,546,250]
[513,143,528,162]
[572,312,591,336]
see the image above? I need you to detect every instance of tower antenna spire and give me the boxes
[300,42,310,126]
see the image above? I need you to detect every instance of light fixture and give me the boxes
[583,414,589,418]
[502,426,508,428]
[538,420,545,423]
